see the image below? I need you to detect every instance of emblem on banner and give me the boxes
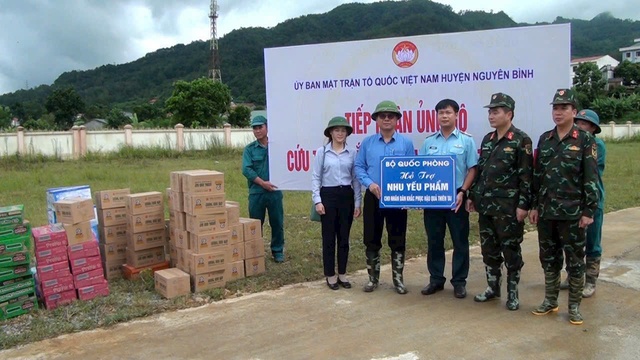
[392,41,419,68]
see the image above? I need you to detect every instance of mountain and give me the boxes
[1,0,639,110]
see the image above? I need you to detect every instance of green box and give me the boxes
[0,285,34,303]
[0,235,29,256]
[0,265,31,283]
[0,251,30,268]
[0,221,31,242]
[0,294,38,320]
[0,205,24,228]
[0,275,35,297]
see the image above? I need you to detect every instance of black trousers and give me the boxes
[363,190,407,253]
[320,186,355,277]
[423,206,470,286]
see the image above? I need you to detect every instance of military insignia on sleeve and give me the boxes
[571,130,579,139]
[525,144,532,155]
[568,145,580,151]
[503,146,514,153]
[592,143,597,157]
[507,132,514,140]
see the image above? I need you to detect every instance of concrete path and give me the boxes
[2,208,640,360]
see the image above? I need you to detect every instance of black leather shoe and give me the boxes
[337,279,351,289]
[421,283,444,295]
[454,285,467,299]
[326,278,339,290]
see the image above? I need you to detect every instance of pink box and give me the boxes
[70,256,103,275]
[67,241,100,260]
[40,274,75,297]
[32,224,68,252]
[35,246,69,266]
[43,289,77,310]
[37,261,72,282]
[74,268,106,289]
[77,280,110,301]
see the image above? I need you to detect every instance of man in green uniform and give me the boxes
[242,115,285,263]
[468,93,533,311]
[529,89,598,325]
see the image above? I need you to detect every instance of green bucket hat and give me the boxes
[550,88,577,106]
[484,92,515,110]
[324,116,353,137]
[250,115,267,127]
[575,109,601,134]
[372,100,402,120]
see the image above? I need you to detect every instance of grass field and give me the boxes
[0,140,639,349]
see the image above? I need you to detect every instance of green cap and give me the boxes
[250,115,267,127]
[324,116,353,137]
[372,100,402,120]
[550,88,577,106]
[575,109,601,134]
[484,92,515,110]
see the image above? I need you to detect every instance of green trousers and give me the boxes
[249,191,285,254]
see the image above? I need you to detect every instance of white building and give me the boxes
[570,55,620,80]
[619,39,640,64]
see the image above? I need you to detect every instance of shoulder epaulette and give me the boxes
[459,130,472,137]
[424,132,438,139]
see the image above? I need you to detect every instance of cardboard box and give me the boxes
[244,238,265,259]
[169,211,186,230]
[99,224,127,244]
[40,274,75,297]
[96,207,128,227]
[36,261,71,282]
[0,295,38,320]
[74,268,106,289]
[228,242,245,263]
[0,234,29,256]
[229,224,243,244]
[225,201,240,225]
[125,192,164,215]
[94,189,131,209]
[127,229,166,252]
[167,188,184,212]
[54,198,95,224]
[43,289,76,310]
[154,268,190,299]
[0,204,24,228]
[127,211,166,234]
[175,249,186,272]
[46,185,91,211]
[0,275,35,297]
[62,221,94,245]
[171,170,208,193]
[189,230,230,253]
[0,265,31,283]
[69,256,103,275]
[34,245,68,266]
[173,229,189,250]
[181,170,224,195]
[188,250,228,275]
[32,224,68,251]
[122,261,170,280]
[226,261,245,282]
[68,240,100,260]
[0,221,30,242]
[102,260,125,280]
[245,256,266,277]
[239,218,262,242]
[186,212,228,235]
[125,246,165,268]
[0,251,29,268]
[183,193,225,215]
[77,280,110,301]
[99,240,127,262]
[191,269,226,292]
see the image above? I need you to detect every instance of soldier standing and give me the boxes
[529,89,598,325]
[468,93,533,311]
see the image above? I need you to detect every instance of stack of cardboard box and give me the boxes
[123,192,169,277]
[46,185,99,241]
[240,217,266,277]
[94,189,130,280]
[0,205,38,319]
[32,224,75,309]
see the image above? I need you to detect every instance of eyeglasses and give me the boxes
[376,113,398,120]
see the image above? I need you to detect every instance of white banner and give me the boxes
[264,24,571,191]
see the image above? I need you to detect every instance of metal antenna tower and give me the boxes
[209,0,222,82]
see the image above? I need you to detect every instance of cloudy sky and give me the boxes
[1,0,638,95]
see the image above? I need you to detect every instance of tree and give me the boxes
[573,62,606,108]
[227,105,251,127]
[105,108,131,129]
[133,102,164,122]
[614,60,640,86]
[164,78,232,128]
[45,87,85,130]
[0,106,11,129]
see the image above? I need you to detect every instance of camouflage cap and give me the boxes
[484,92,515,110]
[250,115,267,127]
[550,88,577,106]
[575,109,601,134]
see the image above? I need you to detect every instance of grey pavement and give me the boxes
[2,208,639,360]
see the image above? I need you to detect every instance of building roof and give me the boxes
[620,44,640,52]
[571,55,603,63]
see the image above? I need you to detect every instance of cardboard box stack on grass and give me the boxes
[123,191,169,278]
[94,189,130,280]
[46,185,99,241]
[0,205,38,320]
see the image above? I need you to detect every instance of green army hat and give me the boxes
[324,116,353,137]
[250,115,267,127]
[372,100,402,120]
[484,92,515,110]
[575,109,601,134]
[550,88,577,106]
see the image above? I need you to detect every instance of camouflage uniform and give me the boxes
[469,93,533,311]
[531,89,599,324]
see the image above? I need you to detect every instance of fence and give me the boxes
[1,122,638,159]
